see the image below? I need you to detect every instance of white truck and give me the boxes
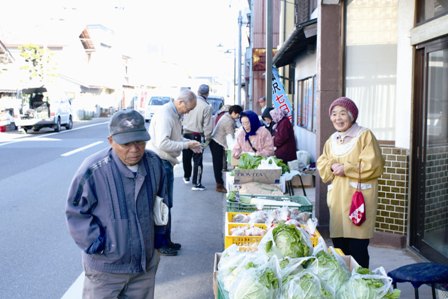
[15,87,74,133]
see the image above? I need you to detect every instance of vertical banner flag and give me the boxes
[272,66,293,121]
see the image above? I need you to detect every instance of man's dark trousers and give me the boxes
[182,133,203,185]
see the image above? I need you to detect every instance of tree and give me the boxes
[19,44,56,84]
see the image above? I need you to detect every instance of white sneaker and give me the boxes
[192,184,206,191]
[183,177,190,184]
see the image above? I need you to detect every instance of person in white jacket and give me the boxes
[146,89,202,256]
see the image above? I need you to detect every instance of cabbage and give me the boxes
[336,267,401,299]
[229,262,280,299]
[308,250,350,295]
[265,224,312,258]
[281,272,333,299]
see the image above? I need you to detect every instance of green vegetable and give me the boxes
[282,272,333,299]
[237,153,290,174]
[266,224,311,258]
[230,267,279,299]
[336,267,401,299]
[271,157,290,174]
[308,250,350,295]
[238,153,263,169]
[227,191,236,201]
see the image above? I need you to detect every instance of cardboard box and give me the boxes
[233,168,282,185]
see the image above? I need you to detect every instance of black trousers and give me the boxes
[332,237,370,268]
[209,139,225,185]
[182,133,203,185]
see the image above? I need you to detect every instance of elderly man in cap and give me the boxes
[66,109,168,299]
[181,84,213,191]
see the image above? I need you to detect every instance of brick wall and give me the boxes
[376,146,409,235]
[425,145,448,233]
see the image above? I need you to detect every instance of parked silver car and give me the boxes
[144,96,172,122]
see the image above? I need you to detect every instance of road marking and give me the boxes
[0,121,109,147]
[61,272,84,298]
[61,141,104,157]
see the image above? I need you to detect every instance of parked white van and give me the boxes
[15,87,73,133]
[144,96,172,122]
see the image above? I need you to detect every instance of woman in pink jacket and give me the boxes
[232,110,275,158]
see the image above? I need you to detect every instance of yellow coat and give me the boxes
[317,127,385,239]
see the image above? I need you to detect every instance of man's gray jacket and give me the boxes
[65,148,168,274]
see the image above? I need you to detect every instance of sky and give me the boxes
[1,0,248,79]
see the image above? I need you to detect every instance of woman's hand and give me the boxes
[331,163,345,176]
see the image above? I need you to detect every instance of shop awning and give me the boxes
[273,19,317,68]
[0,40,14,64]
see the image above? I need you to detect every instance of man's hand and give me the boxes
[188,140,202,153]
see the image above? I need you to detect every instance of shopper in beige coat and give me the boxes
[317,97,384,268]
[209,105,243,193]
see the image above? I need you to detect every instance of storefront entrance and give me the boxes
[411,36,448,264]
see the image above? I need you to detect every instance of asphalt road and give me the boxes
[0,119,111,298]
[0,118,224,299]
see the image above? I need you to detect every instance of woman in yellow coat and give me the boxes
[317,97,384,268]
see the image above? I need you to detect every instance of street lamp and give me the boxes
[237,11,243,106]
[224,49,236,103]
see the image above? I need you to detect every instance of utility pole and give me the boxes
[265,0,273,107]
[237,11,243,106]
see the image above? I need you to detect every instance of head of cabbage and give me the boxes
[265,224,312,258]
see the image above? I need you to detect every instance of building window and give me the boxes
[345,0,398,141]
[427,48,448,143]
[296,75,316,132]
[417,0,448,24]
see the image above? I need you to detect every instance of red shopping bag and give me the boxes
[349,189,366,226]
[349,161,366,226]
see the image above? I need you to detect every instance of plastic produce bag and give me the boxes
[228,255,281,299]
[336,266,400,299]
[259,223,313,259]
[308,243,350,296]
[281,270,333,299]
[218,246,269,293]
